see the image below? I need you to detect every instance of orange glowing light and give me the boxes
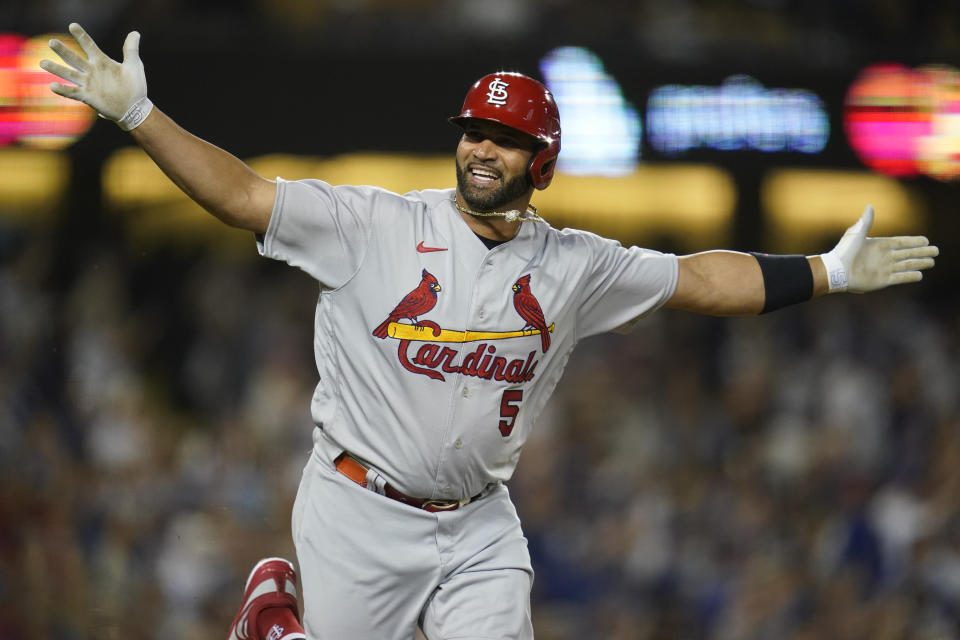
[0,32,96,150]
[844,62,960,181]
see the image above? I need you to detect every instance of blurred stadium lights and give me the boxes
[646,75,829,155]
[103,147,455,207]
[540,46,641,177]
[101,147,267,252]
[762,168,927,251]
[100,147,928,252]
[3,36,942,250]
[0,32,95,150]
[0,148,70,221]
[540,164,735,246]
[102,148,733,248]
[844,62,960,181]
[102,149,463,251]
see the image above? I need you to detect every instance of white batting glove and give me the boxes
[39,23,153,131]
[819,205,939,293]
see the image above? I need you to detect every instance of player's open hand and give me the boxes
[820,206,939,293]
[39,23,152,131]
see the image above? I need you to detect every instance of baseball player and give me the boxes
[42,23,938,640]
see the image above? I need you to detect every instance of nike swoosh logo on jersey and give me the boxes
[417,241,448,253]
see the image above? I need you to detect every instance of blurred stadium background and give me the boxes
[2,0,959,638]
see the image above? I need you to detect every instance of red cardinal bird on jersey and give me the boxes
[372,269,442,338]
[512,274,550,353]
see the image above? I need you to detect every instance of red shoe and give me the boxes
[226,557,304,640]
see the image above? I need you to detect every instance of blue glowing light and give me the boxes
[646,75,829,155]
[540,47,642,176]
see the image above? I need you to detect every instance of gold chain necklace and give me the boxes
[452,199,546,224]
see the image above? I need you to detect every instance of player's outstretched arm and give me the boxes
[40,23,274,234]
[666,206,939,316]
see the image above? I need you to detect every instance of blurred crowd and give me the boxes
[515,288,960,639]
[0,228,315,639]
[1,220,958,639]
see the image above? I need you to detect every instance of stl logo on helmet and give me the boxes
[486,78,510,106]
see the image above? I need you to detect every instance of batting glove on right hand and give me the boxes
[819,205,939,293]
[40,23,152,131]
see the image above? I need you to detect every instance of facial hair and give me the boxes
[456,161,533,212]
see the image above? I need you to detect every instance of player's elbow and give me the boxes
[667,255,763,316]
[206,176,275,234]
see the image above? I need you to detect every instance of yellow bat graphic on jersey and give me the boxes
[386,322,555,343]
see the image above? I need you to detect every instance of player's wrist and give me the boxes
[115,95,153,131]
[818,250,849,293]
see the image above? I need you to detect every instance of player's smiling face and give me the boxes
[455,119,538,212]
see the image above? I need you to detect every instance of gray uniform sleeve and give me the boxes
[574,233,679,338]
[257,178,378,289]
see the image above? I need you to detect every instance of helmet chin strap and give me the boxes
[452,198,545,224]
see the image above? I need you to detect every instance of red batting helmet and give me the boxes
[450,71,562,190]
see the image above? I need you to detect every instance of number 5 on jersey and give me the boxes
[498,389,524,437]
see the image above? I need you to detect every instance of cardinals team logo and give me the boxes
[512,274,550,354]
[372,269,441,338]
[372,270,554,383]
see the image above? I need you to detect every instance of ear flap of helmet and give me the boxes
[528,141,559,190]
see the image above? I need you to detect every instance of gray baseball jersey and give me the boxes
[258,178,678,501]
